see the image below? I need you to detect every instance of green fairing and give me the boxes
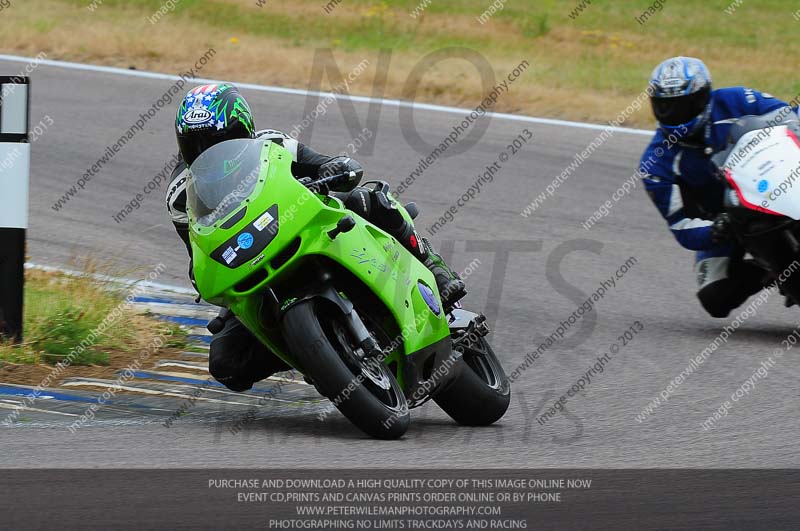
[187,139,450,389]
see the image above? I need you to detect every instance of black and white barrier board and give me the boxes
[0,76,30,342]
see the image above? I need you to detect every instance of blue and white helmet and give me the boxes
[649,57,712,138]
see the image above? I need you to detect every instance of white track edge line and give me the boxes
[25,262,197,296]
[0,53,653,137]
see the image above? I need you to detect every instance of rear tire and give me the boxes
[282,300,409,439]
[434,335,510,426]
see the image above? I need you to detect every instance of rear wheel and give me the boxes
[434,334,510,426]
[282,300,409,439]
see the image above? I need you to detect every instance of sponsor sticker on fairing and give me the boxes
[253,211,275,231]
[237,232,254,249]
[418,282,441,316]
[222,246,237,264]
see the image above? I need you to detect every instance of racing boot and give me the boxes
[421,238,467,310]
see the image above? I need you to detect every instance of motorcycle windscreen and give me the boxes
[187,138,265,227]
[724,125,800,220]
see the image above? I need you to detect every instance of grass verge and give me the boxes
[1,0,798,127]
[0,268,188,386]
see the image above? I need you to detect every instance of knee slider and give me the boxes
[208,355,252,392]
[697,282,735,318]
[208,342,233,380]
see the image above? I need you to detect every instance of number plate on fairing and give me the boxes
[724,125,800,220]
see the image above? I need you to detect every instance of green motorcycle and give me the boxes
[186,138,510,439]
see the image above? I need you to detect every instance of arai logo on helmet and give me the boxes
[183,108,213,125]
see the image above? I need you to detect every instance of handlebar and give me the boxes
[302,171,360,193]
[311,171,356,187]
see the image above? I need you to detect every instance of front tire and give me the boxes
[282,300,409,439]
[434,334,510,426]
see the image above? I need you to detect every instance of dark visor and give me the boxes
[651,85,710,126]
[178,130,229,166]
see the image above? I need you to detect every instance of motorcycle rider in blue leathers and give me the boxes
[640,56,797,317]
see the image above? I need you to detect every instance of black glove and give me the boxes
[318,157,363,192]
[710,213,734,244]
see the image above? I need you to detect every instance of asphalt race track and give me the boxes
[2,56,799,469]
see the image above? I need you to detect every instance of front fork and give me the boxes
[451,312,491,352]
[405,309,491,406]
[275,282,385,366]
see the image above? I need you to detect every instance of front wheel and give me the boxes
[434,334,510,426]
[282,300,409,439]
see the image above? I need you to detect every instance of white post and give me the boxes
[0,76,30,343]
